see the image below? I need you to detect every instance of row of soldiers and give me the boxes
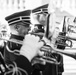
[0,4,65,75]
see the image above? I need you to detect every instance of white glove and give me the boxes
[20,34,44,62]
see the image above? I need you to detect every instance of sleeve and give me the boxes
[4,42,33,75]
[14,55,33,75]
[4,55,33,75]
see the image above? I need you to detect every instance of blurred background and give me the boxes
[1,0,76,19]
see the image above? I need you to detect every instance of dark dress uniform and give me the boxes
[32,4,59,75]
[4,41,33,75]
[0,39,33,75]
[4,9,31,64]
[3,10,33,75]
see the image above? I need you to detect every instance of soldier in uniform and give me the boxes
[4,10,31,65]
[3,10,44,75]
[31,4,59,75]
[32,3,65,75]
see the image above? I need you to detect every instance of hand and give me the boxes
[31,45,51,66]
[20,34,44,62]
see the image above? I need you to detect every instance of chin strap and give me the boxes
[10,34,24,41]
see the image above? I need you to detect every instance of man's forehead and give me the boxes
[10,22,30,28]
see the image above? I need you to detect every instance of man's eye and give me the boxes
[14,25,20,30]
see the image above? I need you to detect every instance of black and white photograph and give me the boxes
[0,0,76,75]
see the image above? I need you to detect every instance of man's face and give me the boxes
[38,13,47,25]
[10,23,30,37]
